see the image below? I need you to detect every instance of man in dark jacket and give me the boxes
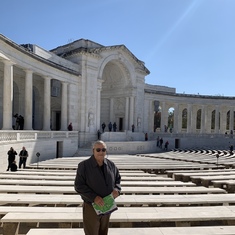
[7,147,17,171]
[19,146,28,169]
[74,140,121,235]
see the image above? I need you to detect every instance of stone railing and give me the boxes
[0,131,78,143]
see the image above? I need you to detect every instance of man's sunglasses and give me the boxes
[95,148,107,152]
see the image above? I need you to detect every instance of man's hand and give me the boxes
[112,189,120,199]
[94,196,104,207]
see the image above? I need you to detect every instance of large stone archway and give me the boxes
[100,59,132,131]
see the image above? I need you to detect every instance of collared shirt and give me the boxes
[19,150,28,158]
[74,155,121,203]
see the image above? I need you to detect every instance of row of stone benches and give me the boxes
[0,179,195,186]
[0,184,225,195]
[0,154,233,235]
[25,226,235,235]
[2,206,235,234]
[149,150,235,168]
[167,169,235,192]
[30,154,224,173]
[0,193,234,207]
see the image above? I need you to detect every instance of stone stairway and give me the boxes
[73,142,93,157]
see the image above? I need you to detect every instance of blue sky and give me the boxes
[1,0,235,96]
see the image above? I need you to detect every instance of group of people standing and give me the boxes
[101,122,117,132]
[156,136,169,151]
[7,146,29,171]
[98,122,118,140]
[13,113,24,130]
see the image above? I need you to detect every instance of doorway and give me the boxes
[51,111,61,130]
[56,141,63,158]
[119,118,123,131]
[175,138,180,149]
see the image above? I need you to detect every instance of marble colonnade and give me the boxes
[1,58,70,131]
[156,100,235,134]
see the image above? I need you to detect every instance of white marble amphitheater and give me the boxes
[0,33,235,170]
[2,34,235,235]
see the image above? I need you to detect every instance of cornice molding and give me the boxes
[145,89,235,100]
[0,34,80,76]
[57,43,150,75]
[89,45,150,75]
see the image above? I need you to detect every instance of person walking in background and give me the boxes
[132,124,135,132]
[101,122,106,132]
[108,122,112,132]
[159,138,163,149]
[113,122,117,132]
[156,136,160,147]
[145,133,148,141]
[19,115,24,130]
[13,113,20,130]
[74,140,121,235]
[19,146,28,169]
[7,147,17,171]
[97,129,101,140]
[229,143,234,155]
[67,122,73,131]
[164,140,169,151]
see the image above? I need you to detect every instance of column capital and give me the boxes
[0,56,15,66]
[2,60,16,66]
[43,75,52,80]
[23,69,33,74]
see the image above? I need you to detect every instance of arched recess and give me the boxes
[227,111,230,131]
[211,110,220,131]
[182,108,187,130]
[196,109,202,130]
[211,110,215,130]
[153,100,160,132]
[168,107,174,133]
[98,53,135,86]
[99,54,134,131]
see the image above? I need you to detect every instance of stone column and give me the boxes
[204,105,208,133]
[177,105,183,133]
[125,97,129,130]
[60,82,68,131]
[149,100,154,132]
[187,104,192,133]
[129,96,134,130]
[96,85,101,130]
[215,105,220,133]
[230,107,234,132]
[43,76,51,130]
[24,69,33,130]
[110,98,114,122]
[173,103,179,133]
[2,60,14,130]
[206,107,212,134]
[200,105,205,134]
[191,106,196,133]
[220,107,227,135]
[160,101,166,132]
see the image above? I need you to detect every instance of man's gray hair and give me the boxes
[92,140,107,149]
